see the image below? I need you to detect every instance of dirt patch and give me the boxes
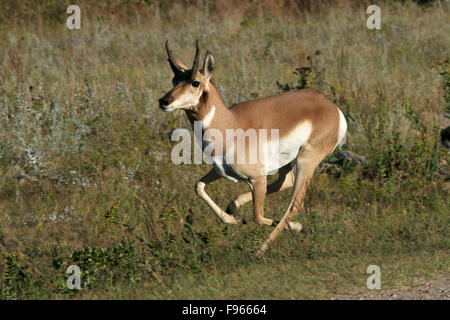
[333,276,450,300]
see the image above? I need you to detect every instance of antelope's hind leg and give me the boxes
[195,168,240,224]
[259,147,328,254]
[225,164,295,222]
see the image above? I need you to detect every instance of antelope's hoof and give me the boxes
[256,244,268,257]
[232,215,246,224]
[255,249,265,257]
[288,221,303,232]
[225,203,237,215]
[225,205,246,224]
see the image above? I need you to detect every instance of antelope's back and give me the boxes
[230,88,341,146]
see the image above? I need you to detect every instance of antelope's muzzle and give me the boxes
[159,95,174,111]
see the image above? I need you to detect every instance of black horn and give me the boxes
[165,40,183,75]
[190,40,200,79]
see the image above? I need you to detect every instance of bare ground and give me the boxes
[333,276,450,300]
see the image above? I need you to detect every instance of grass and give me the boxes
[77,250,449,299]
[0,0,449,299]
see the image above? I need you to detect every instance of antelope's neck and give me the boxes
[185,84,234,131]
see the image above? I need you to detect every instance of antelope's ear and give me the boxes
[201,50,215,80]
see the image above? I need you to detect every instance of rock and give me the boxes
[441,126,450,151]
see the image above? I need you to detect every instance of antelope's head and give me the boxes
[159,40,215,112]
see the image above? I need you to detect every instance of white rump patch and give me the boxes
[335,108,347,150]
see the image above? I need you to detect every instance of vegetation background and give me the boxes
[0,0,448,299]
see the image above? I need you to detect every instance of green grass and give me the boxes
[0,0,449,299]
[76,250,449,299]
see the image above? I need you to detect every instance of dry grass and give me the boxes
[0,0,448,299]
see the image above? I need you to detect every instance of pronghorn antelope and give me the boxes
[158,40,347,253]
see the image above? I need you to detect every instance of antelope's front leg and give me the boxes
[251,176,273,226]
[195,168,240,224]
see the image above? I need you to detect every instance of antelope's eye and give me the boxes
[192,81,200,87]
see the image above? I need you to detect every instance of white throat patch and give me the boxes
[201,105,216,129]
